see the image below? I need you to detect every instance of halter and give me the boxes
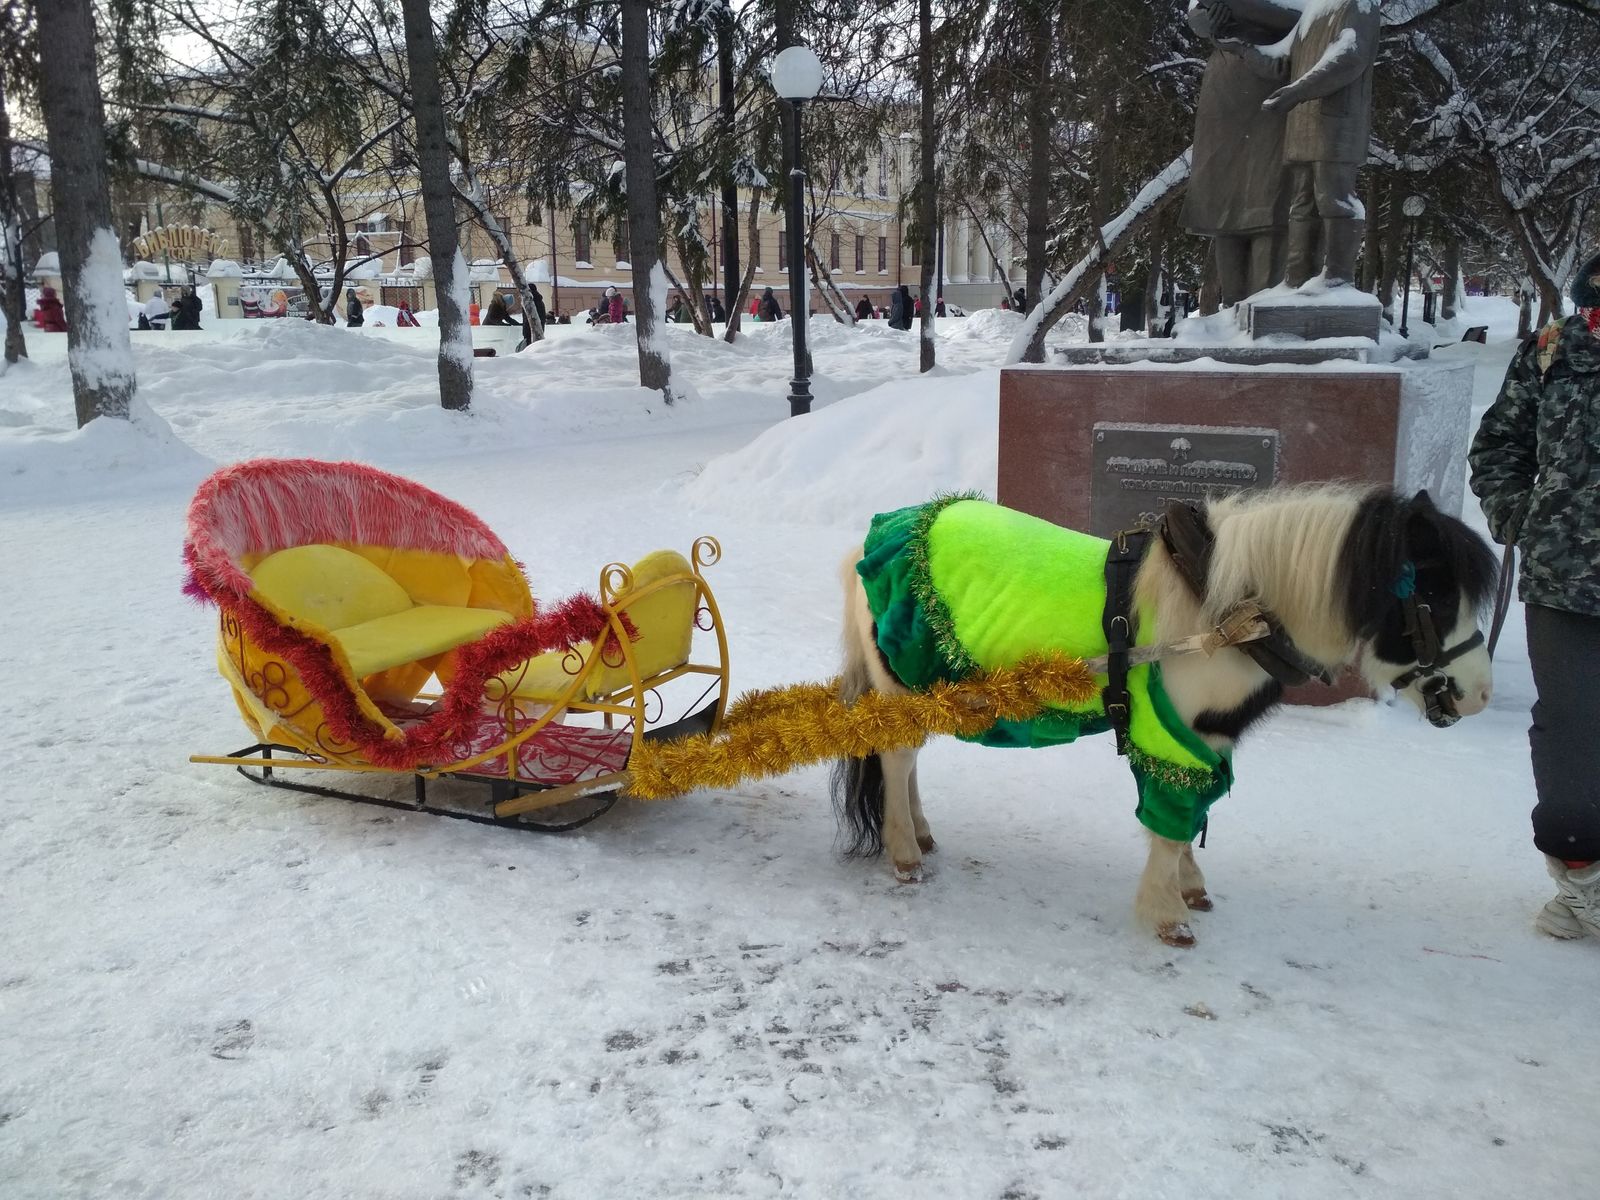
[1388,569,1485,728]
[1157,502,1333,688]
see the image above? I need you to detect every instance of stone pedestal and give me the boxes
[997,357,1475,705]
[1239,290,1383,342]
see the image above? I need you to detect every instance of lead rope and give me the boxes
[1487,544,1516,660]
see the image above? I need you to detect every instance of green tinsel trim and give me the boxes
[1126,744,1224,797]
[906,490,989,678]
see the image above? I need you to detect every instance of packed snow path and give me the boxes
[1,310,1594,1198]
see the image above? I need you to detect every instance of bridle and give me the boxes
[1388,563,1485,729]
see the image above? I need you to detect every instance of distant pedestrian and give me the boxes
[855,296,874,321]
[749,295,761,320]
[344,288,364,328]
[606,286,626,325]
[483,293,517,326]
[31,285,67,332]
[1000,297,1011,311]
[395,299,420,328]
[707,295,727,323]
[759,287,783,323]
[888,285,912,331]
[528,284,548,329]
[668,296,692,324]
[935,295,947,317]
[171,287,203,331]
[1013,286,1026,311]
[142,291,170,331]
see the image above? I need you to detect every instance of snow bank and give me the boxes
[0,391,208,504]
[684,369,999,527]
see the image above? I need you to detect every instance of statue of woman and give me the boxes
[1180,0,1299,305]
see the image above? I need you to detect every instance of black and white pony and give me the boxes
[833,485,1498,946]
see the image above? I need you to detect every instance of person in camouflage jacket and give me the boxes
[1469,250,1600,940]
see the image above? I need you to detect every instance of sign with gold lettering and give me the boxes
[132,225,227,263]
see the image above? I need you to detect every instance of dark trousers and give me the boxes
[1286,161,1362,222]
[1526,604,1600,861]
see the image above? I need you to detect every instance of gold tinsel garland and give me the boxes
[624,654,1098,801]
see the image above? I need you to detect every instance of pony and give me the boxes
[833,485,1499,946]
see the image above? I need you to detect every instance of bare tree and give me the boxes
[36,0,137,426]
[621,0,674,400]
[401,0,472,412]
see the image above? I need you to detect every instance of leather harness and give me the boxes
[1099,501,1333,757]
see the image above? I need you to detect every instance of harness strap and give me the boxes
[1101,528,1152,756]
[1159,502,1334,688]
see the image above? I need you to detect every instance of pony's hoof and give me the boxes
[1158,922,1196,947]
[894,861,924,884]
[1182,889,1213,912]
[917,834,938,854]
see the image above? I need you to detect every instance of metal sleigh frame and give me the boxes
[190,538,731,832]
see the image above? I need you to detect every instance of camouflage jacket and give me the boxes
[1469,314,1600,617]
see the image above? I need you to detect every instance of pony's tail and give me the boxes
[832,595,885,857]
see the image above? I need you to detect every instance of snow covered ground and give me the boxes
[2,299,1594,1199]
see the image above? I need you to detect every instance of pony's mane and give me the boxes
[1136,483,1498,670]
[1199,483,1373,664]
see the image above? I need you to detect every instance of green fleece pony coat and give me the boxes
[858,494,1231,842]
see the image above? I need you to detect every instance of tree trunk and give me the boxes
[1198,242,1221,316]
[718,7,739,311]
[1378,181,1404,324]
[0,62,29,364]
[1023,2,1052,315]
[459,172,544,341]
[1145,213,1167,336]
[401,0,472,411]
[1441,234,1462,322]
[1516,285,1533,339]
[1360,175,1382,293]
[723,189,762,343]
[806,244,854,324]
[966,202,1014,301]
[916,0,936,372]
[36,0,137,425]
[621,0,673,400]
[1086,93,1118,345]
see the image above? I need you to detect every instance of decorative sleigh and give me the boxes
[185,458,729,830]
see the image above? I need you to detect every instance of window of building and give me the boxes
[613,222,630,265]
[830,233,840,271]
[574,217,592,265]
[878,236,887,273]
[878,145,888,196]
[779,229,786,271]
[855,235,865,273]
[751,229,761,269]
[909,241,921,267]
[398,221,413,267]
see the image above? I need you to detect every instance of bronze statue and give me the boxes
[1181,0,1298,305]
[1220,0,1382,290]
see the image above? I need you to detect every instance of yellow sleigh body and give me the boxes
[186,459,729,829]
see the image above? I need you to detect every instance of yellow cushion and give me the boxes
[498,550,697,704]
[251,544,414,631]
[332,605,510,679]
[586,550,697,697]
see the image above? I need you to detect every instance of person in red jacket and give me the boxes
[394,299,420,327]
[31,286,67,332]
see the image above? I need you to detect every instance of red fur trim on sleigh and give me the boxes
[203,564,633,771]
[186,458,514,600]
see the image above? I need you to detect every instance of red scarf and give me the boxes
[1587,307,1599,334]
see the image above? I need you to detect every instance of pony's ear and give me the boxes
[1412,489,1435,508]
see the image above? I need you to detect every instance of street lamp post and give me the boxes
[1400,194,1426,340]
[773,45,822,417]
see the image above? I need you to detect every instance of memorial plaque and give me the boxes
[1089,422,1279,536]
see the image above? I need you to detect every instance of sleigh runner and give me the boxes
[186,459,730,830]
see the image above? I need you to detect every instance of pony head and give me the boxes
[1338,490,1498,726]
